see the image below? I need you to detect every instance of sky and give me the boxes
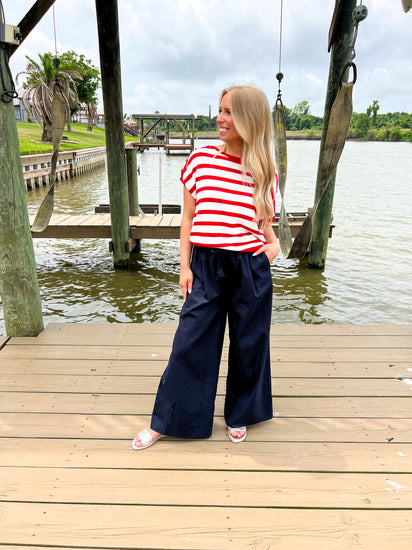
[3,0,412,118]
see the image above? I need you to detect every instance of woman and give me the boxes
[132,85,280,450]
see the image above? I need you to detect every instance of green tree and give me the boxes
[59,51,100,132]
[366,100,380,127]
[292,100,311,117]
[17,52,81,142]
[353,113,372,137]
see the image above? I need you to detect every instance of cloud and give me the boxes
[5,0,412,116]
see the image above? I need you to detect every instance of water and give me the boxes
[1,140,411,334]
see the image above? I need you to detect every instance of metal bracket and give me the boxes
[0,23,22,45]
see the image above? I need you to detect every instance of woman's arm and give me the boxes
[254,224,280,263]
[179,186,196,300]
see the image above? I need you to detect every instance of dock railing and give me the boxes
[21,147,107,190]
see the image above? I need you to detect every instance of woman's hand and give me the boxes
[254,240,280,264]
[179,266,193,301]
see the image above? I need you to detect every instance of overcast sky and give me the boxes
[4,0,412,117]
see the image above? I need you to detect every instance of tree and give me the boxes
[59,51,101,132]
[17,53,81,142]
[292,100,311,117]
[353,113,371,137]
[366,100,380,127]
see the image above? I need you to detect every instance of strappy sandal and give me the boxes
[131,429,165,450]
[227,426,247,443]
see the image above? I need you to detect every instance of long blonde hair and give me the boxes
[221,86,276,227]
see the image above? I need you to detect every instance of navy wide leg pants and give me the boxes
[150,246,273,439]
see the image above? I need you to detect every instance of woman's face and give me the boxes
[217,92,243,152]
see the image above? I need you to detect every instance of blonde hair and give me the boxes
[220,85,276,227]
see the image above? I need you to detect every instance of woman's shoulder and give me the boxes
[190,144,221,158]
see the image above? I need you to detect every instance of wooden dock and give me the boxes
[0,323,411,549]
[22,148,107,191]
[29,212,332,240]
[130,142,194,154]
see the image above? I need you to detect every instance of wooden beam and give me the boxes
[171,116,190,137]
[132,114,197,120]
[141,117,162,140]
[8,0,56,56]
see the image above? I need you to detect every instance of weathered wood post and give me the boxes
[191,116,195,150]
[0,10,44,336]
[95,0,130,268]
[308,0,356,268]
[125,147,139,216]
[165,118,170,145]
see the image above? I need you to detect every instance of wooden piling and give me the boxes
[95,0,130,268]
[125,148,139,216]
[308,0,356,269]
[0,10,43,336]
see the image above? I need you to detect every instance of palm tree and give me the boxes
[17,53,81,142]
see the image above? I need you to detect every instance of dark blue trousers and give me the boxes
[150,246,273,439]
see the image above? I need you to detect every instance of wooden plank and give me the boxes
[1,503,411,549]
[1,373,411,396]
[1,438,410,473]
[2,467,412,508]
[171,214,183,226]
[7,322,412,345]
[1,392,411,419]
[2,344,411,362]
[1,414,410,442]
[1,357,411,378]
[45,214,73,224]
[141,214,163,226]
[7,321,412,344]
[78,214,98,225]
[159,214,174,226]
[61,214,98,225]
[86,213,111,226]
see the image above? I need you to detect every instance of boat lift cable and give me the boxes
[276,0,284,106]
[273,0,293,258]
[52,4,61,89]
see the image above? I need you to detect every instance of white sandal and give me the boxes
[227,426,247,443]
[132,429,165,450]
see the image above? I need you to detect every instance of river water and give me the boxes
[1,140,411,334]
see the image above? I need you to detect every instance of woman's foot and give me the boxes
[227,426,247,443]
[132,428,165,450]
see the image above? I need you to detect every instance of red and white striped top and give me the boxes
[181,145,276,252]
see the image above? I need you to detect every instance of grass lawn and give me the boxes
[17,122,137,155]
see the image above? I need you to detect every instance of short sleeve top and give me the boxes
[180,145,276,252]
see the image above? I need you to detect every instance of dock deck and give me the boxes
[29,212,331,240]
[0,323,411,549]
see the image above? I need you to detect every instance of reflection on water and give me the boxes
[1,140,411,333]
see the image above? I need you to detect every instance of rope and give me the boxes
[52,4,58,58]
[276,0,284,104]
[0,43,18,103]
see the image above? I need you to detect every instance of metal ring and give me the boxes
[339,62,357,86]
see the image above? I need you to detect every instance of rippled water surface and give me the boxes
[1,140,411,334]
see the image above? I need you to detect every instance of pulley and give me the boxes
[353,4,368,23]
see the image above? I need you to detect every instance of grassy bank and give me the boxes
[17,122,136,155]
[172,129,323,140]
[17,123,324,155]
